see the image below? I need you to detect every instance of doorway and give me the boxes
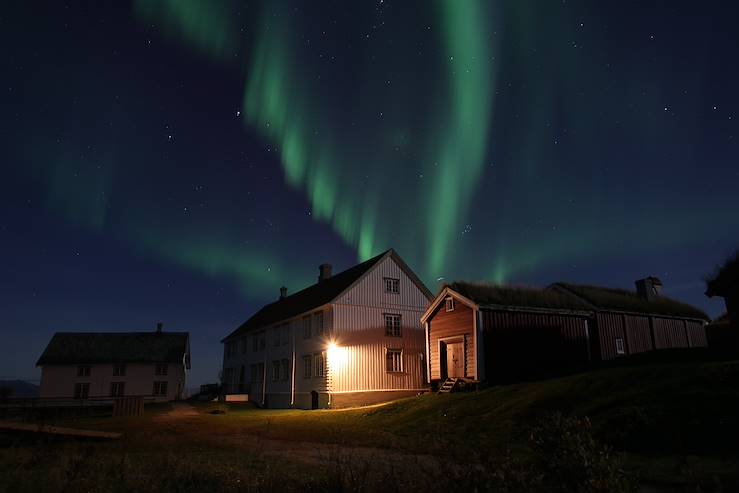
[311,390,319,409]
[441,339,465,379]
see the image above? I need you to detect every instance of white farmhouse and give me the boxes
[36,325,190,402]
[221,249,432,408]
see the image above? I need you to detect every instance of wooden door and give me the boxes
[446,342,465,377]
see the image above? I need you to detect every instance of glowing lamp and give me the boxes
[326,342,348,369]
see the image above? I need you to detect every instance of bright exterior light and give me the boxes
[326,341,348,370]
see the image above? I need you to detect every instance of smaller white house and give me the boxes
[36,324,190,402]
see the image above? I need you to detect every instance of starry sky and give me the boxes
[2,1,738,388]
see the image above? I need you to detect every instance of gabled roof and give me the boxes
[706,250,739,297]
[222,249,432,342]
[549,283,709,320]
[36,332,190,367]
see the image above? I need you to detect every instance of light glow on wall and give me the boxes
[326,342,348,371]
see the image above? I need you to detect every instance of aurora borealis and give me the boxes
[2,1,738,386]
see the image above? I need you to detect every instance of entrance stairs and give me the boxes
[437,377,479,394]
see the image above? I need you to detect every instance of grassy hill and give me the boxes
[2,358,738,492]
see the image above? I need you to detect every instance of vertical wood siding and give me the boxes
[653,317,689,349]
[624,315,653,354]
[334,256,430,310]
[329,305,426,391]
[685,320,708,347]
[596,313,627,361]
[427,300,475,381]
[482,310,590,380]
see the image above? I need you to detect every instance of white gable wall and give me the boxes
[329,255,430,393]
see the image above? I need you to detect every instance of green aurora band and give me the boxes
[21,0,739,301]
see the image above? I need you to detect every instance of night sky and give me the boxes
[2,1,738,388]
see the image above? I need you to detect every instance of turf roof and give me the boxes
[550,283,709,320]
[447,281,592,311]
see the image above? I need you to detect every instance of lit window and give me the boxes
[314,353,325,377]
[153,381,168,396]
[303,316,312,339]
[155,363,168,376]
[445,297,455,312]
[272,361,281,381]
[314,312,324,336]
[113,364,126,376]
[386,349,403,372]
[110,382,125,397]
[303,355,312,378]
[73,382,90,399]
[615,338,625,355]
[385,314,402,337]
[281,359,290,381]
[384,277,400,294]
[77,366,91,377]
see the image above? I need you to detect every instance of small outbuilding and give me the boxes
[422,278,709,386]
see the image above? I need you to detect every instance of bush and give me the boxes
[528,412,638,493]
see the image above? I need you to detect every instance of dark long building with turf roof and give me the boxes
[421,277,709,385]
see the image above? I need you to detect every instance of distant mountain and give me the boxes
[0,380,39,398]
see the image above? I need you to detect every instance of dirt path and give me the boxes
[158,402,199,418]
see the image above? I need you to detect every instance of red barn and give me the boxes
[422,279,709,387]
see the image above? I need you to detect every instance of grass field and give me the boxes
[2,358,738,492]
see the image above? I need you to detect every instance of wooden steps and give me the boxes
[437,378,460,394]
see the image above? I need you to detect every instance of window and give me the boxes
[281,359,290,381]
[77,366,91,377]
[110,382,125,397]
[615,337,625,355]
[241,337,248,354]
[385,314,402,337]
[384,277,400,294]
[272,361,281,381]
[74,382,90,399]
[303,355,312,378]
[282,324,290,345]
[153,381,168,396]
[113,364,126,376]
[257,362,264,381]
[386,349,403,372]
[273,326,281,346]
[223,367,233,385]
[303,315,311,339]
[252,334,258,352]
[314,353,325,378]
[259,332,266,350]
[445,297,455,312]
[155,363,168,376]
[314,311,324,336]
[250,364,258,383]
[225,341,236,357]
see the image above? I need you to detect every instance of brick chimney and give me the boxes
[635,276,663,301]
[156,322,163,334]
[279,286,288,300]
[318,263,332,283]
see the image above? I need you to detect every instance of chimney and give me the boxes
[318,263,332,283]
[156,322,163,334]
[635,276,663,301]
[279,286,288,300]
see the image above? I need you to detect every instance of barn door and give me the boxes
[446,342,465,378]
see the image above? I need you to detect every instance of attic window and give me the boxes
[615,338,625,355]
[384,277,400,294]
[445,297,455,312]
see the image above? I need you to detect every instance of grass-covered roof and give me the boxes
[550,283,709,320]
[447,281,592,311]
